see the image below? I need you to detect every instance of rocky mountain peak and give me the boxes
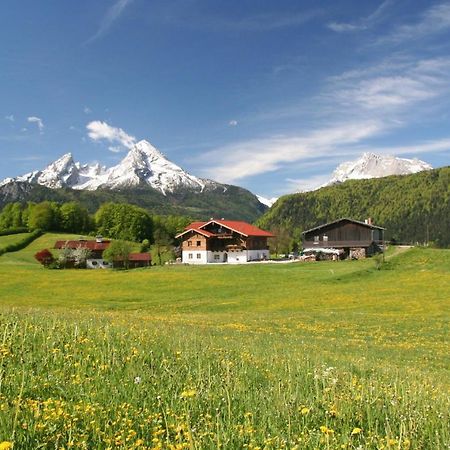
[325,153,432,186]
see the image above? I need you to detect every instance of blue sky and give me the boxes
[1,0,449,197]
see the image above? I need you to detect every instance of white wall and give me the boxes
[183,249,270,264]
[86,259,112,269]
[182,250,208,264]
[207,251,227,263]
[247,249,269,261]
[227,251,247,264]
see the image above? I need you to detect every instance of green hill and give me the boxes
[0,181,267,222]
[257,166,450,247]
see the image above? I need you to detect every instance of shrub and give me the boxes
[34,249,55,267]
[0,229,43,256]
[0,227,29,236]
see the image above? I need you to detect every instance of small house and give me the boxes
[54,236,151,268]
[302,218,385,259]
[176,219,274,264]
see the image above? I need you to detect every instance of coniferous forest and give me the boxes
[257,166,450,247]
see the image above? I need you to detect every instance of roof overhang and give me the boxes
[302,218,385,235]
[175,228,213,239]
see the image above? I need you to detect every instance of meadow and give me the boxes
[0,233,32,250]
[0,234,449,449]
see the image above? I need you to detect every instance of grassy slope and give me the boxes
[0,235,449,448]
[0,234,448,370]
[0,232,32,249]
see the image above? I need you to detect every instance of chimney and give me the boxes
[367,217,373,225]
[364,219,368,224]
[96,235,103,243]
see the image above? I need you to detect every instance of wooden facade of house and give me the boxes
[302,218,385,258]
[177,219,274,264]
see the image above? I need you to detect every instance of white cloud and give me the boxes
[325,56,450,117]
[228,120,238,127]
[381,2,450,43]
[86,0,134,43]
[86,120,136,151]
[200,121,382,183]
[198,55,450,186]
[5,114,14,122]
[27,116,44,132]
[328,0,392,33]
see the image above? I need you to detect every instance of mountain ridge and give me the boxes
[1,140,219,195]
[257,166,450,247]
[323,152,432,187]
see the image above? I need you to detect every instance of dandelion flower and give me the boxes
[351,427,362,435]
[180,389,197,399]
[0,442,13,450]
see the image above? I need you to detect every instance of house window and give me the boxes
[323,235,328,242]
[196,240,201,247]
[91,260,98,266]
[188,253,193,259]
[314,235,319,243]
[214,254,220,260]
[187,241,192,247]
[196,253,201,259]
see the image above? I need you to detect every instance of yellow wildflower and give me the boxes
[300,407,310,415]
[180,389,197,399]
[320,425,334,435]
[0,442,13,450]
[351,427,362,435]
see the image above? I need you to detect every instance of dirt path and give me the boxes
[384,245,413,260]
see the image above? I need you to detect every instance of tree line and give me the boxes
[0,201,191,248]
[258,166,450,249]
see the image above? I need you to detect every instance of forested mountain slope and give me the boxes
[257,166,450,247]
[0,181,266,223]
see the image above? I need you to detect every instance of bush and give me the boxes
[0,227,29,236]
[34,249,55,267]
[0,229,43,256]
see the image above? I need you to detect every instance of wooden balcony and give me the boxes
[303,240,383,248]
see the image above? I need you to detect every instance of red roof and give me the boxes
[129,253,151,261]
[178,219,274,238]
[54,240,111,250]
[115,252,151,262]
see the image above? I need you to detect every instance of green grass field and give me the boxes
[0,233,32,250]
[0,234,448,449]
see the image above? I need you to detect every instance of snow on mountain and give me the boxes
[256,195,278,208]
[1,140,217,195]
[324,152,432,186]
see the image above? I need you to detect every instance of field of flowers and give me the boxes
[0,237,448,449]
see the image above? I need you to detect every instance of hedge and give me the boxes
[0,229,43,256]
[0,227,29,237]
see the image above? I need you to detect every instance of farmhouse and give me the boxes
[176,219,274,264]
[302,218,385,259]
[54,236,151,268]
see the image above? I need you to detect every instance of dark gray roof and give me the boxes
[302,218,385,235]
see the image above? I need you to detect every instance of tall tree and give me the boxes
[103,240,133,269]
[60,202,92,233]
[28,202,60,231]
[95,203,152,242]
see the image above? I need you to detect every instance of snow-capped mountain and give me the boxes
[0,140,217,196]
[256,195,278,208]
[324,153,432,186]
